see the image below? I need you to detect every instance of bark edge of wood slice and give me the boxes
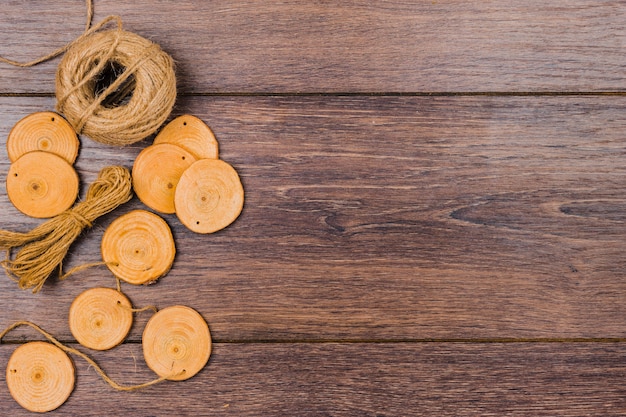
[6,151,79,218]
[6,341,75,413]
[153,114,219,160]
[68,287,134,351]
[132,143,197,214]
[174,158,244,234]
[101,209,176,285]
[142,305,211,381]
[7,111,79,164]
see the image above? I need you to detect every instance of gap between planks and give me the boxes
[2,338,626,345]
[1,92,626,98]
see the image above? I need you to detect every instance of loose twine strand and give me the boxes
[60,266,160,316]
[0,166,133,293]
[118,301,159,314]
[0,320,177,391]
[0,0,101,68]
[0,0,176,146]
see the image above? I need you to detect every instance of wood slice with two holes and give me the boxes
[154,114,219,160]
[7,111,79,164]
[68,287,133,351]
[101,209,175,285]
[132,143,197,214]
[6,341,75,413]
[174,159,244,234]
[6,151,79,218]
[142,305,211,381]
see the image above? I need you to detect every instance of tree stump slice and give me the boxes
[101,209,176,285]
[6,341,75,413]
[132,143,197,214]
[142,305,211,381]
[174,159,244,234]
[68,287,134,351]
[6,151,79,218]
[6,111,79,164]
[154,114,219,160]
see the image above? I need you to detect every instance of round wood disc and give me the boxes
[142,305,211,381]
[154,114,219,160]
[174,159,244,234]
[6,341,75,413]
[68,287,133,351]
[7,111,79,164]
[132,143,197,214]
[6,151,79,218]
[101,209,176,285]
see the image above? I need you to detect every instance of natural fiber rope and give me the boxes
[0,0,176,146]
[0,166,133,293]
[0,320,177,391]
[55,24,176,145]
[0,0,94,67]
[118,301,159,314]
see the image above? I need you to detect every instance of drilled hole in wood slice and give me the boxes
[6,112,80,164]
[175,159,244,234]
[69,287,133,351]
[6,342,75,413]
[132,143,197,214]
[153,114,219,160]
[142,306,211,381]
[6,151,79,218]
[101,210,175,285]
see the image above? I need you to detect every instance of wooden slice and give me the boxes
[6,341,75,413]
[6,151,79,218]
[154,114,219,160]
[142,305,211,381]
[68,287,133,351]
[101,209,176,285]
[7,111,79,164]
[132,143,197,214]
[174,159,244,234]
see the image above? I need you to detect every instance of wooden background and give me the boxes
[1,1,625,415]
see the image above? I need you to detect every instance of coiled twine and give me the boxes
[55,28,176,146]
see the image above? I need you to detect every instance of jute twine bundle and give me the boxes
[56,21,176,145]
[0,166,133,293]
[0,1,176,146]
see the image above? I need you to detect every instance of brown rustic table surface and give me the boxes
[1,1,625,415]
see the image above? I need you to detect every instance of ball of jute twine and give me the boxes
[56,21,176,146]
[0,6,176,146]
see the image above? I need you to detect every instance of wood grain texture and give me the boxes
[1,1,626,93]
[0,342,623,416]
[0,95,623,342]
[1,1,625,415]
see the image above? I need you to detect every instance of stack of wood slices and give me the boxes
[2,112,238,412]
[5,112,80,218]
[133,114,244,233]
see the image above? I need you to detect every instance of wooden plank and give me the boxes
[0,95,624,341]
[0,342,624,416]
[1,1,626,93]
